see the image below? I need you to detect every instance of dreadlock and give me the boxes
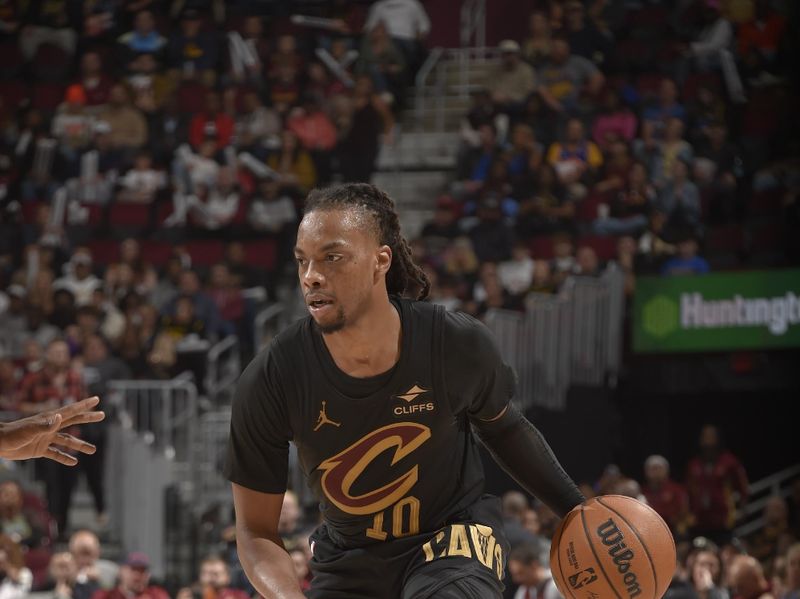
[304,183,431,300]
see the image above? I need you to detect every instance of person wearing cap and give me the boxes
[487,39,537,113]
[537,35,604,115]
[92,552,168,599]
[52,85,95,154]
[53,248,102,307]
[643,455,692,539]
[168,9,219,87]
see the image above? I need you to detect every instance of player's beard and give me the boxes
[314,304,346,334]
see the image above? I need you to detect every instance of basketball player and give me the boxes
[0,396,104,464]
[225,184,584,598]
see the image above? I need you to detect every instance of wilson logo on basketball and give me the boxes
[597,519,642,599]
[317,422,431,516]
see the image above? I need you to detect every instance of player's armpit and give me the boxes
[471,403,584,518]
[231,484,306,599]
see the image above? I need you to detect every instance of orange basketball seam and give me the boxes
[596,496,659,599]
[580,504,625,599]
[610,495,677,577]
[555,510,579,599]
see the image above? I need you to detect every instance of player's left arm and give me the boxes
[445,311,584,517]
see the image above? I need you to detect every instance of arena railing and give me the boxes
[204,334,240,405]
[734,463,800,538]
[484,265,625,411]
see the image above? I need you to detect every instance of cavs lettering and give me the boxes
[421,523,505,581]
[318,422,431,516]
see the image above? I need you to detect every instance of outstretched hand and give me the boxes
[0,397,105,465]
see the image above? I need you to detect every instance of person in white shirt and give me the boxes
[247,178,297,234]
[364,0,430,70]
[0,534,32,599]
[118,152,166,203]
[53,249,101,306]
[508,544,563,599]
[499,242,536,297]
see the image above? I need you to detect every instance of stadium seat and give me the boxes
[0,81,30,110]
[0,42,24,80]
[747,188,784,219]
[577,235,618,261]
[177,82,208,114]
[31,44,71,83]
[707,224,744,253]
[185,239,225,266]
[244,239,277,270]
[140,240,173,266]
[31,83,66,113]
[682,73,722,101]
[21,201,44,223]
[109,202,152,235]
[530,236,555,260]
[86,239,120,264]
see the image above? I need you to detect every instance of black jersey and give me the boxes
[224,298,516,549]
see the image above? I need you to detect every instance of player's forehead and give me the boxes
[296,207,377,253]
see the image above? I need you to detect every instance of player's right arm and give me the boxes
[224,343,302,598]
[231,484,305,599]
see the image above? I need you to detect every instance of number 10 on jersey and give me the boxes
[366,496,420,540]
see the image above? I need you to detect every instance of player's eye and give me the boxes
[326,254,342,262]
[295,257,307,266]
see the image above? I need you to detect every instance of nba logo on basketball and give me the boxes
[569,568,598,589]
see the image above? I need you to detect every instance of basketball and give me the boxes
[550,495,677,599]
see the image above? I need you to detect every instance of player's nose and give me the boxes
[302,260,326,288]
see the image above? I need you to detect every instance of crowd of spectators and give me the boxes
[415,0,797,320]
[0,0,798,596]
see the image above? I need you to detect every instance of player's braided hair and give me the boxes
[304,183,431,300]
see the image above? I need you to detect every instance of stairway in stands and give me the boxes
[373,51,500,238]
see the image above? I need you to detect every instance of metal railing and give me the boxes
[255,302,288,351]
[205,334,240,404]
[734,464,800,538]
[485,265,626,410]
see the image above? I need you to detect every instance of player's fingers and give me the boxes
[61,410,106,428]
[55,396,100,422]
[44,446,79,466]
[55,433,97,455]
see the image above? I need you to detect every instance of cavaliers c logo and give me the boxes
[318,422,431,516]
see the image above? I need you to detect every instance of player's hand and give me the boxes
[0,397,105,465]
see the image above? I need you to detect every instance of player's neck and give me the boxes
[321,296,401,378]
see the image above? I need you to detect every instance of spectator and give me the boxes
[268,34,303,80]
[729,555,775,599]
[279,491,301,539]
[460,88,501,149]
[442,237,480,285]
[117,151,166,203]
[501,491,542,556]
[176,556,248,599]
[421,196,462,257]
[499,242,536,299]
[0,286,30,358]
[99,84,148,152]
[551,234,577,285]
[521,11,552,68]
[592,88,638,150]
[486,40,537,114]
[91,552,168,599]
[575,245,600,276]
[455,123,500,196]
[269,62,302,116]
[227,16,269,88]
[594,160,653,236]
[147,93,189,164]
[117,10,166,56]
[682,3,735,85]
[53,249,101,307]
[223,242,260,289]
[658,160,702,234]
[206,264,245,334]
[289,548,311,593]
[189,91,235,151]
[507,544,561,599]
[17,0,78,62]
[737,0,786,83]
[267,131,317,194]
[594,139,634,194]
[642,79,687,144]
[643,118,694,189]
[0,359,18,411]
[52,86,95,157]
[48,551,87,599]
[688,547,728,599]
[364,0,430,70]
[785,543,800,599]
[748,497,795,565]
[172,141,220,195]
[693,121,743,224]
[642,455,691,539]
[185,167,240,231]
[638,210,677,272]
[168,9,219,87]
[338,76,394,183]
[529,259,556,294]
[662,234,710,276]
[235,91,281,151]
[537,36,604,116]
[126,53,175,116]
[164,270,223,338]
[0,480,47,549]
[355,22,407,104]
[563,0,613,68]
[507,123,544,193]
[286,95,338,183]
[78,51,113,111]
[469,196,514,263]
[0,534,32,599]
[546,118,603,194]
[687,425,749,545]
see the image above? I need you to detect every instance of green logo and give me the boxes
[643,295,678,338]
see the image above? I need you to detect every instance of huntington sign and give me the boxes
[633,270,800,353]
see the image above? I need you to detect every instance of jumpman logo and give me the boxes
[314,401,341,432]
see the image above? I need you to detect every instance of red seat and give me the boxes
[21,201,44,223]
[185,240,224,266]
[80,203,104,227]
[31,44,71,82]
[749,221,784,252]
[577,235,618,261]
[529,236,555,260]
[0,42,24,80]
[177,82,208,114]
[31,83,66,112]
[747,188,784,218]
[0,81,29,110]
[626,5,668,27]
[636,74,664,99]
[109,202,151,227]
[86,239,120,264]
[139,240,172,266]
[707,224,744,253]
[244,239,277,270]
[682,72,722,101]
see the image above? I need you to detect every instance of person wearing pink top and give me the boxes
[592,88,638,149]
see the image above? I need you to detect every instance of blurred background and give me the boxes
[0,0,798,597]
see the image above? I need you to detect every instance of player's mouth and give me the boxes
[306,294,335,315]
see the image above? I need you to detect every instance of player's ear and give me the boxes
[375,245,392,280]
